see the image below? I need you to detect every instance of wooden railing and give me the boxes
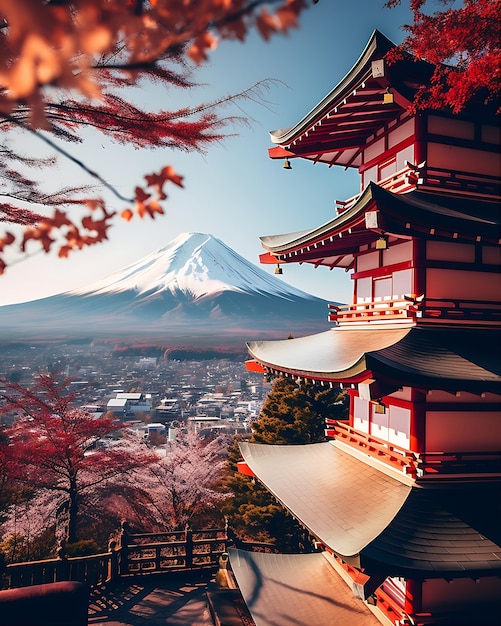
[416,297,501,324]
[417,166,501,200]
[336,165,421,212]
[328,297,501,326]
[3,551,111,590]
[3,524,229,591]
[1,523,282,591]
[336,164,500,213]
[328,298,418,325]
[414,450,501,477]
[122,526,228,576]
[326,420,501,479]
[325,420,419,476]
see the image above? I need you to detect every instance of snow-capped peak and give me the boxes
[71,232,318,302]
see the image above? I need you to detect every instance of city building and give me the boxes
[233,31,501,626]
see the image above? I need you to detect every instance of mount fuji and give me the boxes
[0,233,333,341]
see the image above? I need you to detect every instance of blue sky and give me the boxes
[0,1,413,306]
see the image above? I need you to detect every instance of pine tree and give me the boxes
[251,378,347,445]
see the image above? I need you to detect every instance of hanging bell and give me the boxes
[283,158,292,170]
[383,87,394,104]
[275,264,283,275]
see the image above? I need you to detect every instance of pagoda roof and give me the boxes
[246,326,501,394]
[267,30,497,169]
[228,549,381,626]
[238,442,501,578]
[259,184,501,269]
[267,30,421,169]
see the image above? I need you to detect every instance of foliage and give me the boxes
[386,0,501,112]
[223,379,348,550]
[65,539,99,557]
[251,377,348,444]
[0,0,312,273]
[69,429,232,544]
[0,373,157,544]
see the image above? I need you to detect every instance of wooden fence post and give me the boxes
[185,526,193,569]
[56,540,69,582]
[107,538,119,583]
[118,521,130,577]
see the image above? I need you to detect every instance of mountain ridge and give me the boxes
[0,232,333,341]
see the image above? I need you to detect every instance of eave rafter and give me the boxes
[280,77,402,160]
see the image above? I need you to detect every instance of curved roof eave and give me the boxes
[238,443,501,577]
[229,550,382,626]
[239,441,411,558]
[259,183,501,259]
[269,30,395,146]
[247,327,501,393]
[259,183,378,255]
[246,326,412,382]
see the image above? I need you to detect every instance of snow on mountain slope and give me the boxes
[0,232,332,340]
[70,232,316,302]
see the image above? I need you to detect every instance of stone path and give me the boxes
[87,570,253,626]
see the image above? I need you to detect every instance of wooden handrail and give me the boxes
[326,420,418,475]
[327,420,501,478]
[328,297,501,325]
[336,165,500,214]
[3,526,229,591]
[336,166,419,212]
[328,298,417,324]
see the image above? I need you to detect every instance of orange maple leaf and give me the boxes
[188,32,218,65]
[0,232,15,252]
[50,209,73,229]
[256,10,280,42]
[121,208,134,222]
[159,165,184,188]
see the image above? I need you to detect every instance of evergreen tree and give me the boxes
[251,378,347,445]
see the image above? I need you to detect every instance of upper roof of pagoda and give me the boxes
[268,30,497,169]
[259,184,501,269]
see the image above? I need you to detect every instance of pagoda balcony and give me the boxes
[326,420,501,481]
[328,297,501,327]
[336,165,501,212]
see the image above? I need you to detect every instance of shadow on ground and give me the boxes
[88,570,254,626]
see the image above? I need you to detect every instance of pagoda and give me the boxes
[231,31,501,626]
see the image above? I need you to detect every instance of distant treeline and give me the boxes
[111,344,247,361]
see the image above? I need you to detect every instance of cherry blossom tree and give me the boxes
[386,0,501,112]
[0,373,158,545]
[105,430,232,532]
[0,0,312,273]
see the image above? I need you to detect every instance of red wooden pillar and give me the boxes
[405,578,422,615]
[409,390,426,453]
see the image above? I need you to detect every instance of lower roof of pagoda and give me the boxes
[228,549,381,626]
[258,184,500,268]
[246,326,501,394]
[239,442,501,578]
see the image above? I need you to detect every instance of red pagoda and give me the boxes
[230,31,501,626]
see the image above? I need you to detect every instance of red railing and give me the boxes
[417,297,501,324]
[329,297,501,326]
[326,420,501,479]
[414,450,501,477]
[328,298,418,324]
[336,165,500,213]
[325,420,419,476]
[336,165,420,212]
